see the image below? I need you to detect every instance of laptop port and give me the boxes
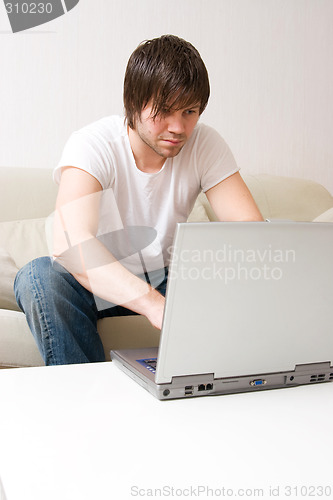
[250,379,267,387]
[206,383,213,390]
[185,385,194,391]
[185,390,193,396]
[198,384,206,391]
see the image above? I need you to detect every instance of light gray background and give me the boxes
[0,0,332,194]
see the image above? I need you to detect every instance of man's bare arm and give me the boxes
[205,172,264,221]
[52,167,165,329]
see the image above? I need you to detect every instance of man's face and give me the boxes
[134,102,201,160]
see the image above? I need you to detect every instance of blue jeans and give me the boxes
[14,257,168,365]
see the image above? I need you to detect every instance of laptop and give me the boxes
[111,221,333,400]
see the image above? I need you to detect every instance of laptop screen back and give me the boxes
[155,222,333,384]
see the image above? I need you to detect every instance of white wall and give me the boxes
[0,0,332,194]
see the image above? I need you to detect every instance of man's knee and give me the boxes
[14,256,54,311]
[15,256,93,314]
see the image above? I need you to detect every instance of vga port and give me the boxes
[250,379,267,387]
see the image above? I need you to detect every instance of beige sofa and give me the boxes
[1,166,333,368]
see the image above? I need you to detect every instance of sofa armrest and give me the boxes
[188,174,333,222]
[313,207,333,222]
[242,174,333,221]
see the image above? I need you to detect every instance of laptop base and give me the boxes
[111,349,333,400]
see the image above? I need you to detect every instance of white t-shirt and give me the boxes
[54,115,239,273]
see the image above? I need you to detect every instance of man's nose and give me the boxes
[167,112,186,135]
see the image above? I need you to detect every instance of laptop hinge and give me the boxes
[171,373,214,386]
[294,361,332,372]
[170,363,332,387]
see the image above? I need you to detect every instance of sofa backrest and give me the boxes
[0,167,58,222]
[1,167,332,224]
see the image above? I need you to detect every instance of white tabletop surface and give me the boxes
[0,362,332,500]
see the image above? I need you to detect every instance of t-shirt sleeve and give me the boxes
[194,124,239,192]
[53,130,114,189]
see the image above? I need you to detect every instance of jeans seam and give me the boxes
[30,258,55,364]
[13,269,23,310]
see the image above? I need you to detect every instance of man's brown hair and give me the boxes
[124,34,210,129]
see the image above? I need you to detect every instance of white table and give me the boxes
[0,362,332,500]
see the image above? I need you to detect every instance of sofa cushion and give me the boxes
[0,249,20,311]
[0,217,50,270]
[0,217,52,311]
[0,309,44,367]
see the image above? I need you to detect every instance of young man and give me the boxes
[14,35,263,365]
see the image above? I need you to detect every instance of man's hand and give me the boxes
[118,286,166,330]
[144,290,166,330]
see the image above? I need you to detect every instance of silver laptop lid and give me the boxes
[155,222,333,384]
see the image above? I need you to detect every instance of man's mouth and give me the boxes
[161,138,184,145]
